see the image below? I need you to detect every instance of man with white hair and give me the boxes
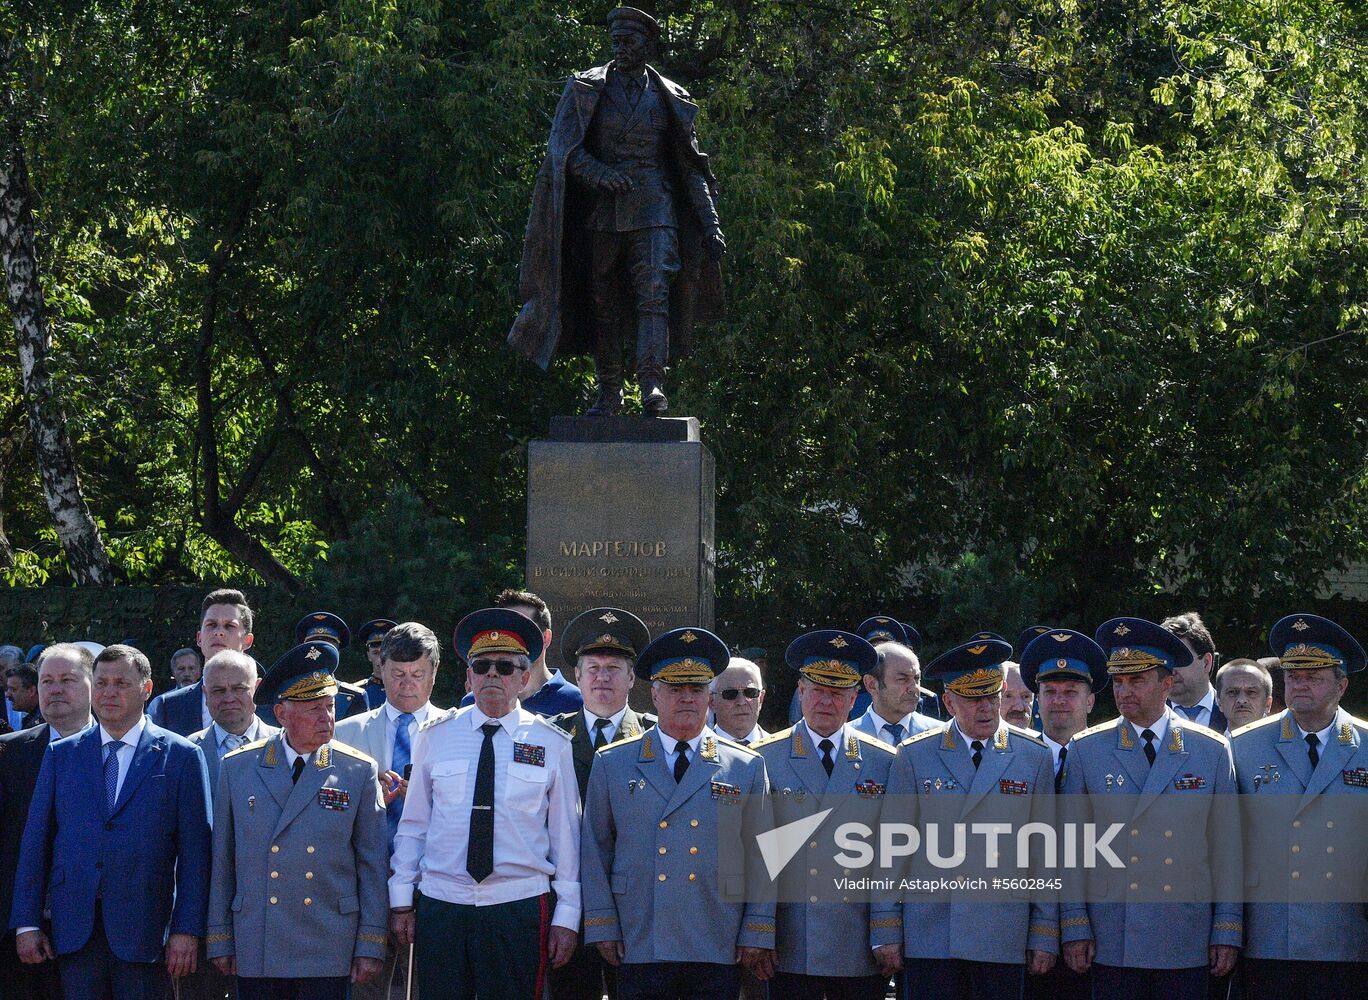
[710,657,767,745]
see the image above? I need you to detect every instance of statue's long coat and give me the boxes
[507,64,725,370]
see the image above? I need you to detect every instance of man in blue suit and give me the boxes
[151,588,257,736]
[11,644,213,1000]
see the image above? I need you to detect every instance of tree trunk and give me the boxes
[0,79,114,584]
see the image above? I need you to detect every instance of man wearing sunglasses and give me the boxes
[709,658,768,746]
[551,607,657,1000]
[389,608,580,1000]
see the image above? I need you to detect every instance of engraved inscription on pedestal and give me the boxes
[527,432,715,672]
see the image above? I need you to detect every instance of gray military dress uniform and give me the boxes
[755,723,900,978]
[1059,711,1243,970]
[206,733,390,978]
[888,720,1060,964]
[580,726,775,964]
[1233,707,1368,961]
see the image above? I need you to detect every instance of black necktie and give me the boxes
[1055,746,1067,794]
[592,718,611,750]
[1306,733,1320,770]
[971,740,984,770]
[467,722,499,882]
[819,738,835,777]
[291,756,306,784]
[1142,729,1157,766]
[673,743,690,783]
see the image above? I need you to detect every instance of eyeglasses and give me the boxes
[719,687,762,701]
[470,659,524,676]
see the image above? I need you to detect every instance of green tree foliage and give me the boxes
[0,1,1365,651]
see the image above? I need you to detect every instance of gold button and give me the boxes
[307,846,316,854]
[842,896,849,903]
[306,871,314,879]
[271,846,280,854]
[1292,846,1300,854]
[843,869,850,876]
[809,895,818,903]
[270,896,278,904]
[1130,829,1139,838]
[1129,883,1139,891]
[659,821,668,829]
[1291,871,1300,879]
[1293,820,1301,829]
[1165,858,1173,865]
[809,868,818,876]
[658,873,667,882]
[271,871,279,879]
[809,841,818,849]
[1327,821,1335,829]
[1327,847,1335,854]
[304,898,312,905]
[690,820,699,828]
[658,847,667,855]
[1163,885,1172,893]
[689,847,698,855]
[688,874,697,882]
[1326,872,1334,879]
[1130,856,1139,864]
[1164,830,1173,838]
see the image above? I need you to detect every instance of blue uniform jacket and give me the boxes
[10,721,212,961]
[148,680,204,737]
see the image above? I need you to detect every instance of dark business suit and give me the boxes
[148,681,204,737]
[550,707,655,1000]
[0,723,66,1000]
[11,720,213,1000]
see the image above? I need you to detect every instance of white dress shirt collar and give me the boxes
[1293,717,1336,749]
[950,719,1000,760]
[655,729,702,758]
[385,701,433,725]
[212,717,260,753]
[469,704,526,736]
[100,715,146,750]
[583,706,628,742]
[801,720,846,755]
[281,736,314,768]
[1127,711,1171,749]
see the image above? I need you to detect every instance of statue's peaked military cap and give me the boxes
[785,630,877,689]
[561,607,650,663]
[453,607,545,663]
[607,6,659,39]
[925,638,1013,698]
[357,619,397,646]
[1015,625,1052,659]
[855,616,906,647]
[255,641,340,705]
[1020,628,1109,693]
[900,623,923,652]
[635,627,728,683]
[295,611,351,649]
[1094,617,1189,675]
[1268,613,1366,674]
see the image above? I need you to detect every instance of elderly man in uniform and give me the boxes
[581,627,775,999]
[355,619,397,711]
[389,609,580,998]
[207,640,388,1000]
[1232,614,1368,999]
[1214,658,1273,736]
[887,637,1057,999]
[334,621,443,1000]
[1018,629,1108,1000]
[550,607,656,1000]
[754,629,901,999]
[710,656,768,745]
[1060,618,1241,1000]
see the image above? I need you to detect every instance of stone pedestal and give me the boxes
[527,417,715,672]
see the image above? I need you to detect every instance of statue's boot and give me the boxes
[586,333,623,415]
[637,314,669,416]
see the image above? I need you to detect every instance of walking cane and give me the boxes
[405,941,415,1000]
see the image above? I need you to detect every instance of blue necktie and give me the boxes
[1177,703,1203,721]
[883,722,906,746]
[104,741,121,813]
[387,713,415,847]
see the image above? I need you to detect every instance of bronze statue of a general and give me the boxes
[508,7,726,416]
